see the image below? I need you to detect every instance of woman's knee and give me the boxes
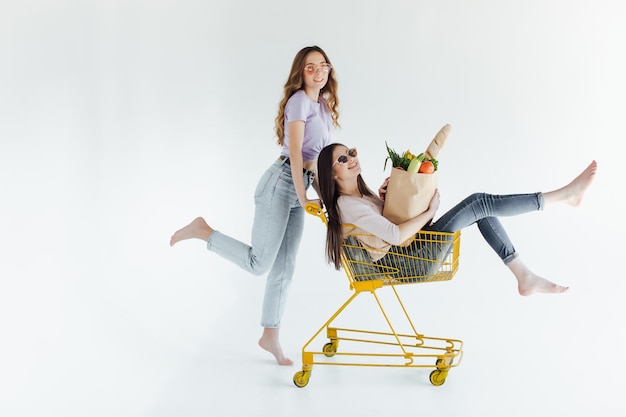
[460,192,487,207]
[248,255,273,275]
[467,192,487,201]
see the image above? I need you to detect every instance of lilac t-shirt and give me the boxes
[280,90,333,161]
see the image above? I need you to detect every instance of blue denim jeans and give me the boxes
[371,192,545,281]
[424,192,544,264]
[206,159,315,328]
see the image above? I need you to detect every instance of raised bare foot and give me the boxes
[508,258,568,296]
[563,160,597,207]
[259,328,293,366]
[517,273,569,296]
[169,217,213,246]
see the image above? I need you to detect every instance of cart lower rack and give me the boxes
[294,203,463,388]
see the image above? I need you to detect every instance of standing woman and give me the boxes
[170,46,340,365]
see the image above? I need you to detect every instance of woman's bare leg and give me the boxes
[171,220,295,366]
[258,327,293,366]
[505,161,597,295]
[543,160,597,207]
[170,217,214,246]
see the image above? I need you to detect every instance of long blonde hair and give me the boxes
[274,46,340,145]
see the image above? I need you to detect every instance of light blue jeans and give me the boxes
[206,159,315,328]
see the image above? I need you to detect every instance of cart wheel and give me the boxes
[323,342,337,357]
[429,370,447,386]
[293,370,311,388]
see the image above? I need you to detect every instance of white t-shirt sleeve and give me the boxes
[338,196,401,244]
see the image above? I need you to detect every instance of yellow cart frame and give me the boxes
[293,203,463,388]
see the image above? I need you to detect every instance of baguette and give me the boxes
[424,124,451,159]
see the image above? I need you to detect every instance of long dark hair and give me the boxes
[318,144,376,269]
[274,46,340,145]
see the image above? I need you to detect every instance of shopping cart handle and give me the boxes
[304,202,327,223]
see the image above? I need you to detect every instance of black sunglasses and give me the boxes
[332,148,358,166]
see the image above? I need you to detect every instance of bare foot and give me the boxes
[259,328,293,366]
[545,160,597,207]
[517,273,569,296]
[565,160,597,207]
[170,217,213,246]
[508,258,568,296]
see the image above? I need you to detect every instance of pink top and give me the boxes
[337,194,402,261]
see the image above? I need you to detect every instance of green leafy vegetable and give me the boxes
[384,141,438,172]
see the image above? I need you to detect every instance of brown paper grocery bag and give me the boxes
[382,168,438,224]
[382,124,450,225]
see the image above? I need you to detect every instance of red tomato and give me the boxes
[418,161,434,174]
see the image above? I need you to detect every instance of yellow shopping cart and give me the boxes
[293,203,463,388]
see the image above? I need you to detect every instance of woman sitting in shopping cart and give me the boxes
[316,143,597,296]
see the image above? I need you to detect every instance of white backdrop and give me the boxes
[1,1,625,416]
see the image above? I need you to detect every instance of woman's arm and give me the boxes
[396,190,440,242]
[340,191,440,245]
[287,120,310,206]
